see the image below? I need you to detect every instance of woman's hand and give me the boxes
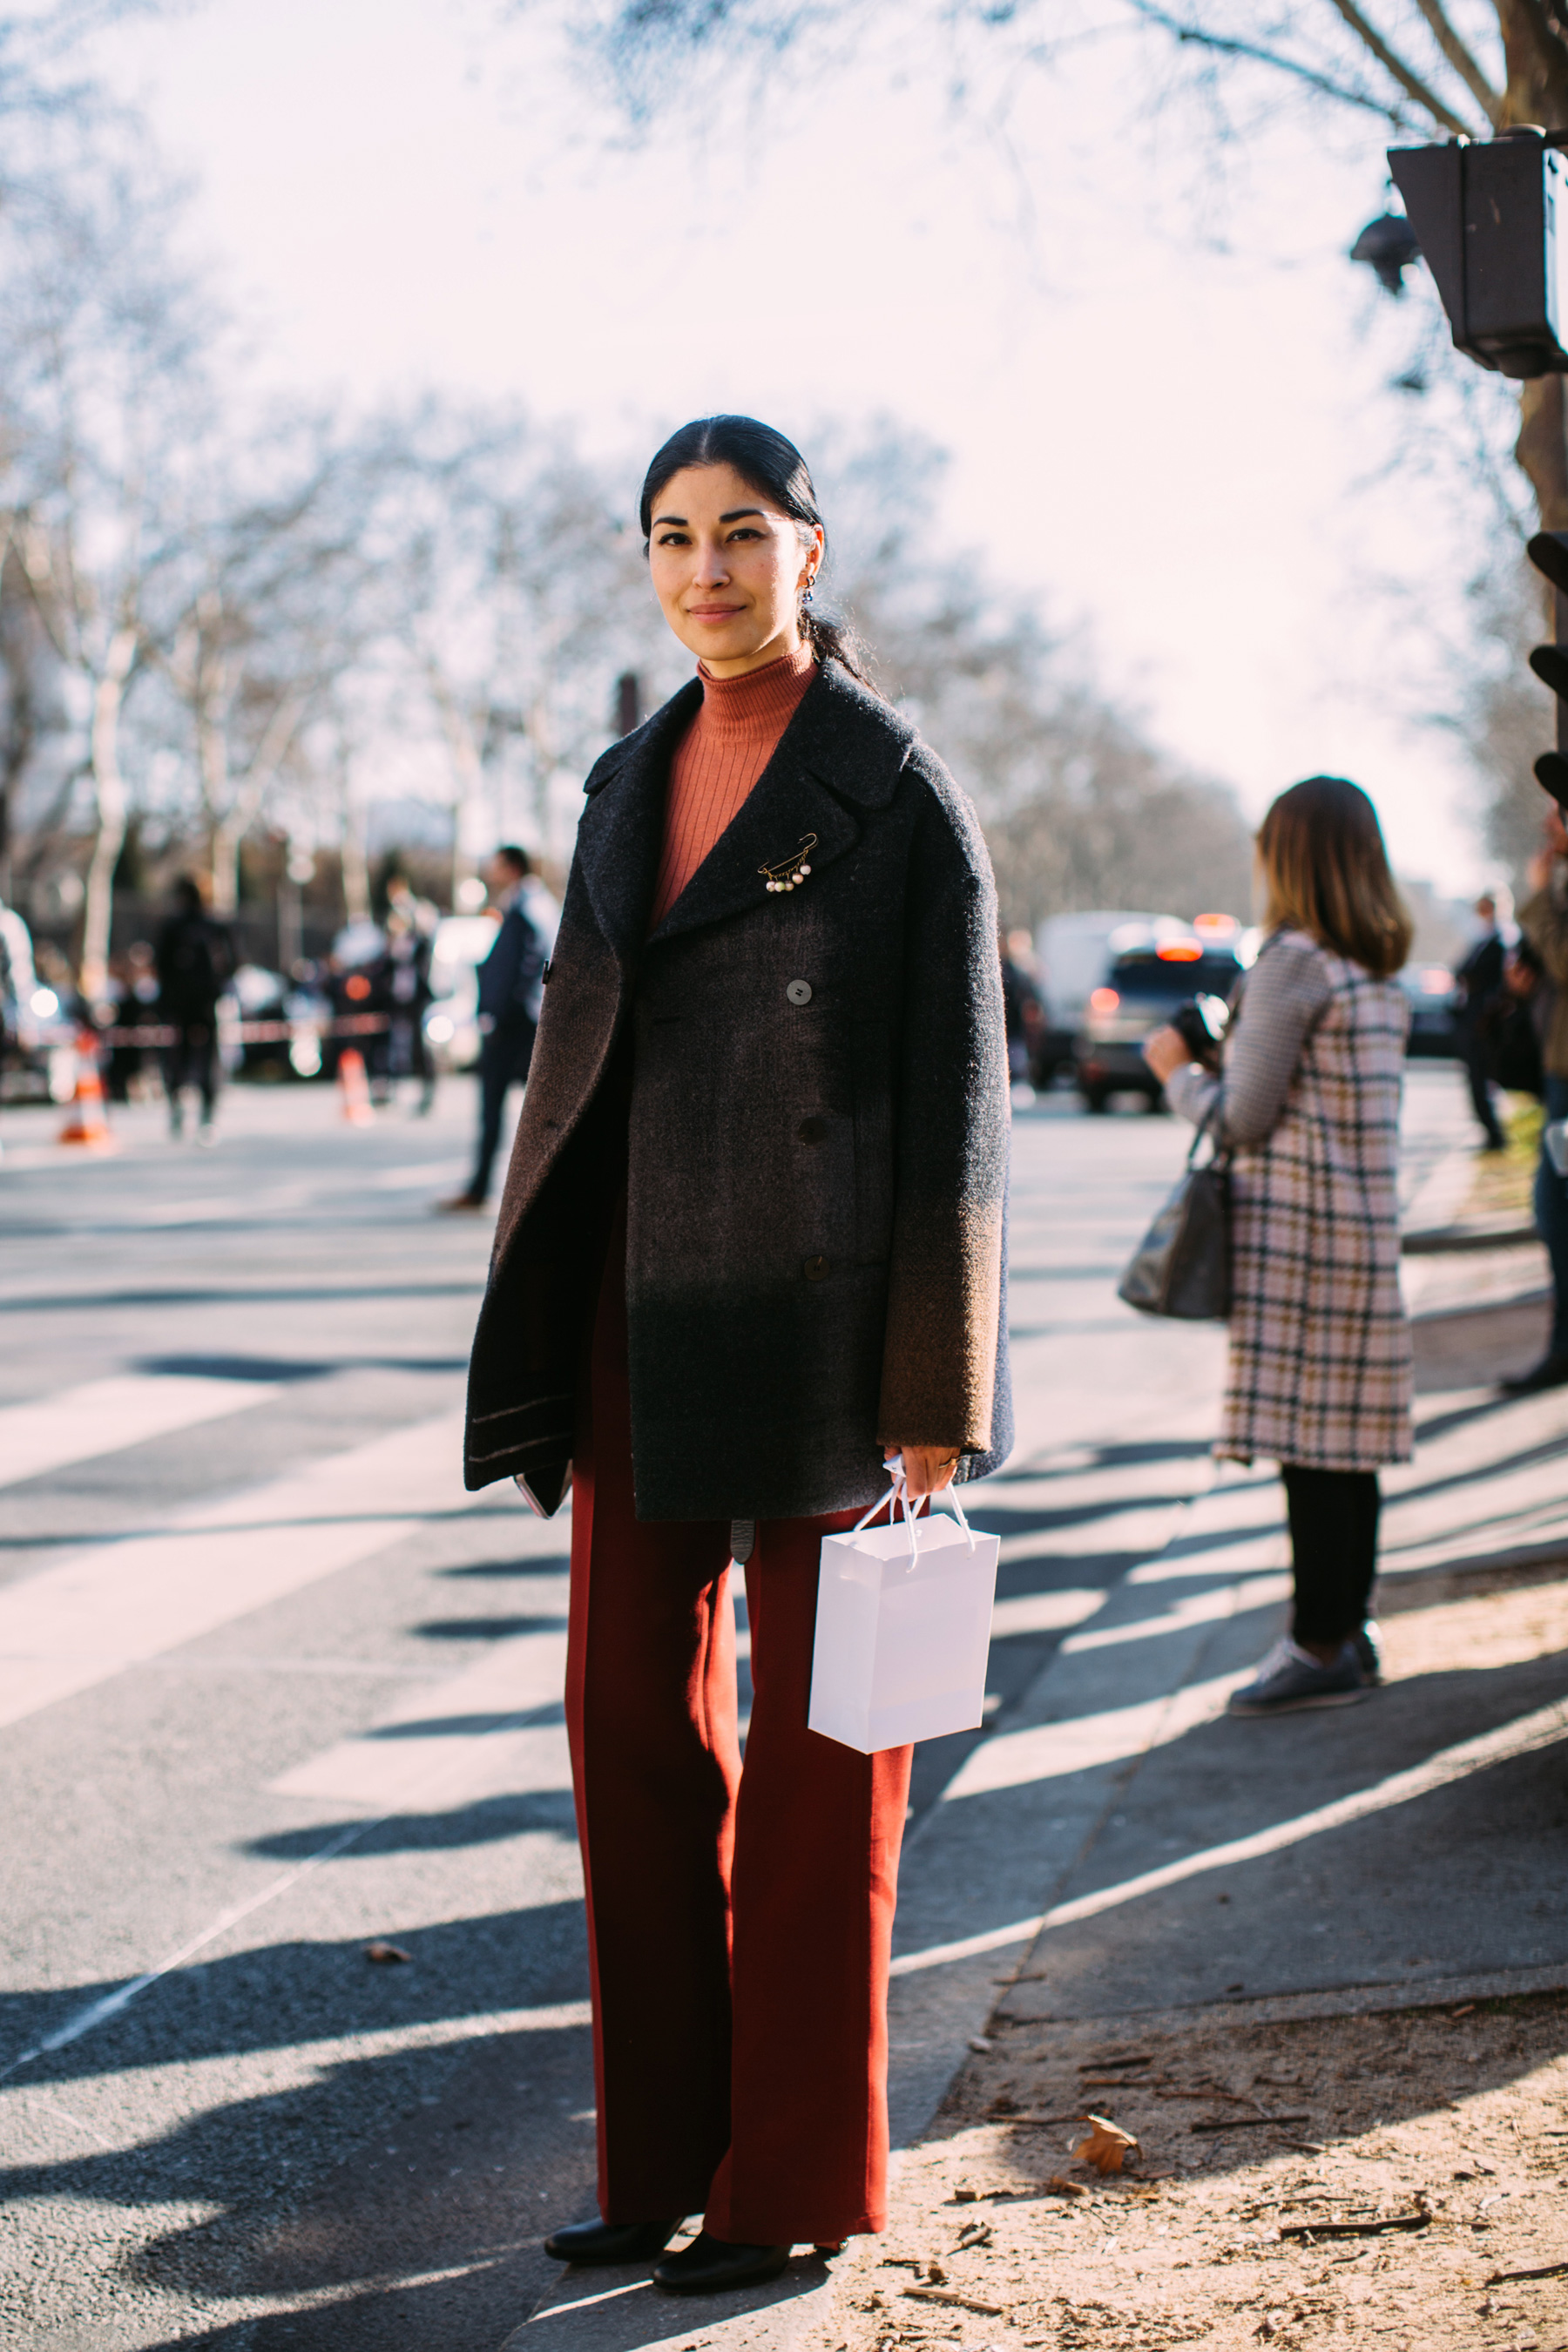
[885,1443,961,1497]
[1142,1024,1193,1085]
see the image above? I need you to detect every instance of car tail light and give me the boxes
[1089,987,1119,1012]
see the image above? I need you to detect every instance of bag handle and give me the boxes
[1186,1095,1231,1173]
[853,1464,925,1561]
[852,1461,977,1557]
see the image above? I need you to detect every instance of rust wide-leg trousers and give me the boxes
[565,1207,914,2245]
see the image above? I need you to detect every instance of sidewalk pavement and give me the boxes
[507,1111,1568,2352]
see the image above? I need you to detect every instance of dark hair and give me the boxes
[494,844,531,877]
[172,875,206,916]
[1257,775,1413,978]
[638,415,875,686]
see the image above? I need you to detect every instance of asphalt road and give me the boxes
[0,1066,1469,2349]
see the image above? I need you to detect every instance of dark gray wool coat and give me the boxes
[463,655,1013,1523]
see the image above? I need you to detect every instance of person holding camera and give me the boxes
[1507,805,1568,1394]
[1144,777,1414,1715]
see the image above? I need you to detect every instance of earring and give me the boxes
[802,577,815,607]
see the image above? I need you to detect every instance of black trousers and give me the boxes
[162,1024,218,1119]
[1281,1464,1380,1646]
[469,1024,535,1200]
[1458,1020,1504,1147]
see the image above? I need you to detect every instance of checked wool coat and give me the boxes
[1179,928,1414,1473]
[463,657,1013,1523]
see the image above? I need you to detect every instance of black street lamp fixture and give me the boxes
[1350,212,1421,294]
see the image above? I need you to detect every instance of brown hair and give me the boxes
[1256,775,1412,978]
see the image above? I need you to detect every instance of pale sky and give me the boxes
[88,0,1530,893]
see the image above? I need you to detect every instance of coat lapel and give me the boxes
[575,679,701,970]
[647,661,906,947]
[648,745,861,946]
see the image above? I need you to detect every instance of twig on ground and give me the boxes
[1192,2113,1311,2133]
[1156,2085,1266,2105]
[1281,2213,1431,2240]
[901,2285,1008,2315]
[1487,2258,1568,2283]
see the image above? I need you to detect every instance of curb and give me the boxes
[1402,1218,1538,1255]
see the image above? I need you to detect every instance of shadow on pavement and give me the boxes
[0,1902,588,2099]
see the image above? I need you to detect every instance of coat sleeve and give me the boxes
[1520,884,1568,986]
[876,777,1010,1455]
[1169,934,1333,1152]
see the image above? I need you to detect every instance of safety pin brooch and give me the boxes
[760,834,818,894]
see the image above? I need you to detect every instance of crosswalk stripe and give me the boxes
[0,1409,469,1732]
[267,1625,572,1811]
[0,1373,280,1490]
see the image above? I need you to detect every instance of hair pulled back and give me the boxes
[639,415,875,687]
[1257,775,1413,978]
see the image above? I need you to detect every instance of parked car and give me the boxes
[1074,923,1245,1112]
[1399,963,1460,1058]
[1036,909,1168,1084]
[0,902,80,1105]
[422,913,503,1073]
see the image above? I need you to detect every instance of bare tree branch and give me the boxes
[1122,2,1436,125]
[1412,0,1504,122]
[1321,0,1479,132]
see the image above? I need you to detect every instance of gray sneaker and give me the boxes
[1353,1620,1383,1686]
[1227,1637,1368,1716]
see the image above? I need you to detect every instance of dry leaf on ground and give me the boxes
[1073,2113,1140,2173]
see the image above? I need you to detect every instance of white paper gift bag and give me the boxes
[808,1473,1001,1754]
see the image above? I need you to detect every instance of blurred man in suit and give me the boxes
[441,847,551,1210]
[1454,893,1508,1152]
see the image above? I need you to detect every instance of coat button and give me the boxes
[786,979,813,1005]
[803,1255,829,1281]
[797,1117,827,1145]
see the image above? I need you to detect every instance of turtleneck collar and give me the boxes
[694,640,816,736]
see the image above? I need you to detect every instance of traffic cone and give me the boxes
[337,1046,375,1126]
[58,1028,118,1152]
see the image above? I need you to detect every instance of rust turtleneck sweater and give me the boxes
[647,641,816,931]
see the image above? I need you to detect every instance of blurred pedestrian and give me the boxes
[155,877,233,1144]
[1145,775,1414,1716]
[1505,805,1568,1394]
[439,846,549,1209]
[104,943,159,1104]
[463,416,1010,2291]
[1000,928,1044,1092]
[1453,892,1508,1151]
[1478,940,1549,1105]
[371,909,436,1113]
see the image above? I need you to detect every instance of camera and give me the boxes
[1168,993,1230,1073]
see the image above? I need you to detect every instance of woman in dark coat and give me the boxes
[464,416,1011,2294]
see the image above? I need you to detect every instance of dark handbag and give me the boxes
[1117,1109,1232,1321]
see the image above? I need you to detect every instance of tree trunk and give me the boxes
[199,707,238,915]
[210,813,244,916]
[78,625,138,1003]
[1497,6,1568,522]
[206,690,303,916]
[339,744,370,924]
[1516,375,1568,528]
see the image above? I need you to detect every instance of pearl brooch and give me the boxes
[759,835,819,896]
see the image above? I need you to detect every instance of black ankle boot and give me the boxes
[544,2215,682,2265]
[652,2231,792,2293]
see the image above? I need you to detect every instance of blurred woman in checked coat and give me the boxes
[1144,776,1414,1717]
